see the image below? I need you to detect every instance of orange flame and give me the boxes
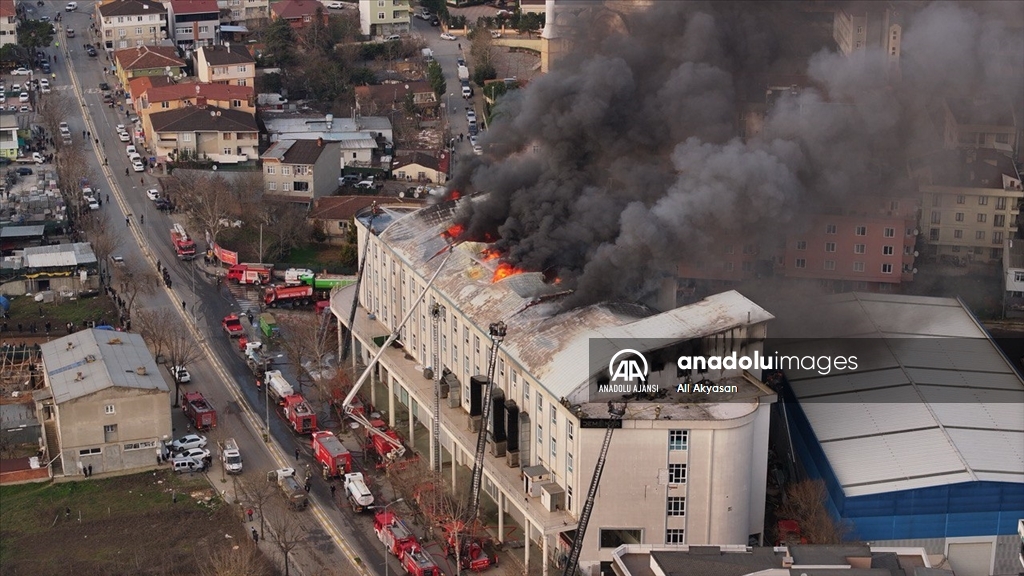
[449,190,462,200]
[443,224,465,239]
[492,262,525,282]
[480,248,501,261]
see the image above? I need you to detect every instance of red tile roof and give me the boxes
[145,82,253,103]
[128,75,174,98]
[271,0,326,20]
[1,1,18,18]
[114,46,185,71]
[169,0,219,15]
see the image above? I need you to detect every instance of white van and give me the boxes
[384,34,401,42]
[171,456,203,473]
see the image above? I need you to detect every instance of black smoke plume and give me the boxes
[450,1,1024,310]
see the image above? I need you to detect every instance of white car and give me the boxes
[11,83,20,92]
[0,94,4,104]
[132,160,145,172]
[326,1,345,8]
[118,131,130,142]
[116,124,126,133]
[170,434,207,452]
[66,2,78,11]
[18,92,29,103]
[38,78,49,89]
[32,152,44,164]
[87,198,100,210]
[125,145,136,157]
[146,188,161,201]
[59,121,69,132]
[473,144,483,155]
[490,30,502,39]
[440,33,457,41]
[383,34,401,42]
[466,109,476,122]
[171,365,191,383]
[11,68,30,76]
[175,448,211,462]
[19,105,30,113]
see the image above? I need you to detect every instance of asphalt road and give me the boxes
[42,2,406,574]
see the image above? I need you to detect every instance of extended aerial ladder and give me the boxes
[341,202,379,361]
[430,303,442,472]
[338,245,455,462]
[562,402,627,576]
[467,321,508,518]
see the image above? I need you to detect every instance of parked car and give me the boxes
[87,197,100,210]
[15,167,33,176]
[490,30,502,38]
[146,189,160,201]
[66,2,78,11]
[326,1,345,8]
[99,82,110,91]
[170,365,191,383]
[11,68,30,76]
[440,32,457,41]
[132,160,145,172]
[383,34,401,42]
[86,46,97,57]
[170,434,207,452]
[118,131,130,142]
[18,92,28,103]
[175,447,211,462]
[66,28,75,38]
[125,145,136,157]
[155,198,173,211]
[430,17,441,26]
[466,109,477,122]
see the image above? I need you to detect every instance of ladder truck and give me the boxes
[336,243,455,467]
[171,224,197,260]
[561,402,627,576]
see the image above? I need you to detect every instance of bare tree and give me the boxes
[170,173,236,247]
[36,92,76,144]
[245,199,311,262]
[277,313,336,400]
[78,212,123,268]
[115,259,159,317]
[470,29,494,70]
[270,512,304,576]
[776,479,852,544]
[165,317,204,407]
[239,475,277,541]
[199,543,273,576]
[54,143,95,223]
[134,307,178,362]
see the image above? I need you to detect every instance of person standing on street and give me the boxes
[251,527,259,544]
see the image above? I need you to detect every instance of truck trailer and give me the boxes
[170,224,197,260]
[344,472,374,512]
[312,430,351,478]
[268,468,308,510]
[264,370,294,403]
[264,285,314,308]
[282,394,317,434]
[227,263,273,285]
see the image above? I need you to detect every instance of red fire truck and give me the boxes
[222,314,244,337]
[281,394,317,434]
[311,430,351,478]
[374,510,419,558]
[264,285,314,308]
[170,224,197,260]
[182,391,217,430]
[227,263,273,285]
[365,418,404,466]
[402,545,442,576]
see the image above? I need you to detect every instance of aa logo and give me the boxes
[609,349,648,382]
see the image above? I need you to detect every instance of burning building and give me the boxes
[330,198,779,574]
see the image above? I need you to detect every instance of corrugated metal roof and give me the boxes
[39,330,168,404]
[23,242,97,268]
[377,200,773,401]
[779,292,1024,496]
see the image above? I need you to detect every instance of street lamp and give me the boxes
[369,498,405,576]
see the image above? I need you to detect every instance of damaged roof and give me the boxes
[374,199,773,401]
[40,330,167,404]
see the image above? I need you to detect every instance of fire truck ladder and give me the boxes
[467,321,508,520]
[430,303,442,472]
[339,247,455,460]
[562,402,626,576]
[341,202,379,361]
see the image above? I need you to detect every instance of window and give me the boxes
[182,133,192,142]
[104,404,115,415]
[537,423,543,446]
[725,245,735,254]
[932,195,941,207]
[824,260,836,271]
[295,165,309,176]
[238,65,247,73]
[796,240,806,250]
[668,464,687,484]
[993,231,1004,244]
[79,447,101,456]
[825,242,836,252]
[669,430,688,451]
[223,147,232,156]
[884,227,895,238]
[118,28,127,38]
[826,224,837,234]
[282,181,290,192]
[978,196,989,206]
[600,529,643,549]
[957,195,966,204]
[282,166,292,176]
[854,244,865,254]
[742,244,755,255]
[135,27,142,35]
[955,212,964,222]
[994,214,1006,227]
[954,229,963,239]
[524,381,529,404]
[266,165,276,175]
[393,10,402,18]
[882,263,893,274]
[378,11,385,19]
[551,405,557,425]
[666,529,685,545]
[977,213,987,223]
[975,230,985,240]
[161,101,170,109]
[883,245,894,255]
[550,437,556,458]
[537,394,543,413]
[853,261,865,272]
[567,452,573,473]
[268,181,277,191]
[855,226,866,236]
[742,261,753,272]
[1015,271,1024,282]
[103,424,118,442]
[567,421,574,442]
[890,201,900,211]
[931,212,941,224]
[794,258,806,269]
[667,497,686,516]
[996,197,1008,210]
[930,228,940,241]
[724,262,734,272]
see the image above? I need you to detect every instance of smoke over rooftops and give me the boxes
[450,1,1024,311]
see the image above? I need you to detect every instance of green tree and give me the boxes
[0,44,30,69]
[472,63,497,87]
[427,60,446,99]
[18,20,54,50]
[264,17,297,67]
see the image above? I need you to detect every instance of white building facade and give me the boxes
[359,0,411,37]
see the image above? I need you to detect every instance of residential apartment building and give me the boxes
[270,0,329,30]
[260,139,342,202]
[915,148,1023,263]
[0,113,17,160]
[136,81,254,140]
[217,0,269,26]
[330,200,777,573]
[354,81,438,117]
[194,44,255,86]
[359,0,411,38]
[112,45,186,87]
[147,104,258,163]
[97,0,169,50]
[262,113,392,169]
[832,3,902,77]
[165,0,220,48]
[1,0,18,49]
[942,97,1019,159]
[1004,239,1024,318]
[36,330,172,478]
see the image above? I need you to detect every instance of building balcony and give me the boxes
[332,283,577,536]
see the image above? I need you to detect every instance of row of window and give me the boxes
[110,15,165,24]
[822,224,897,237]
[929,228,1006,244]
[933,194,1008,208]
[267,181,310,192]
[266,165,310,176]
[796,241,903,254]
[932,212,1007,226]
[795,260,896,274]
